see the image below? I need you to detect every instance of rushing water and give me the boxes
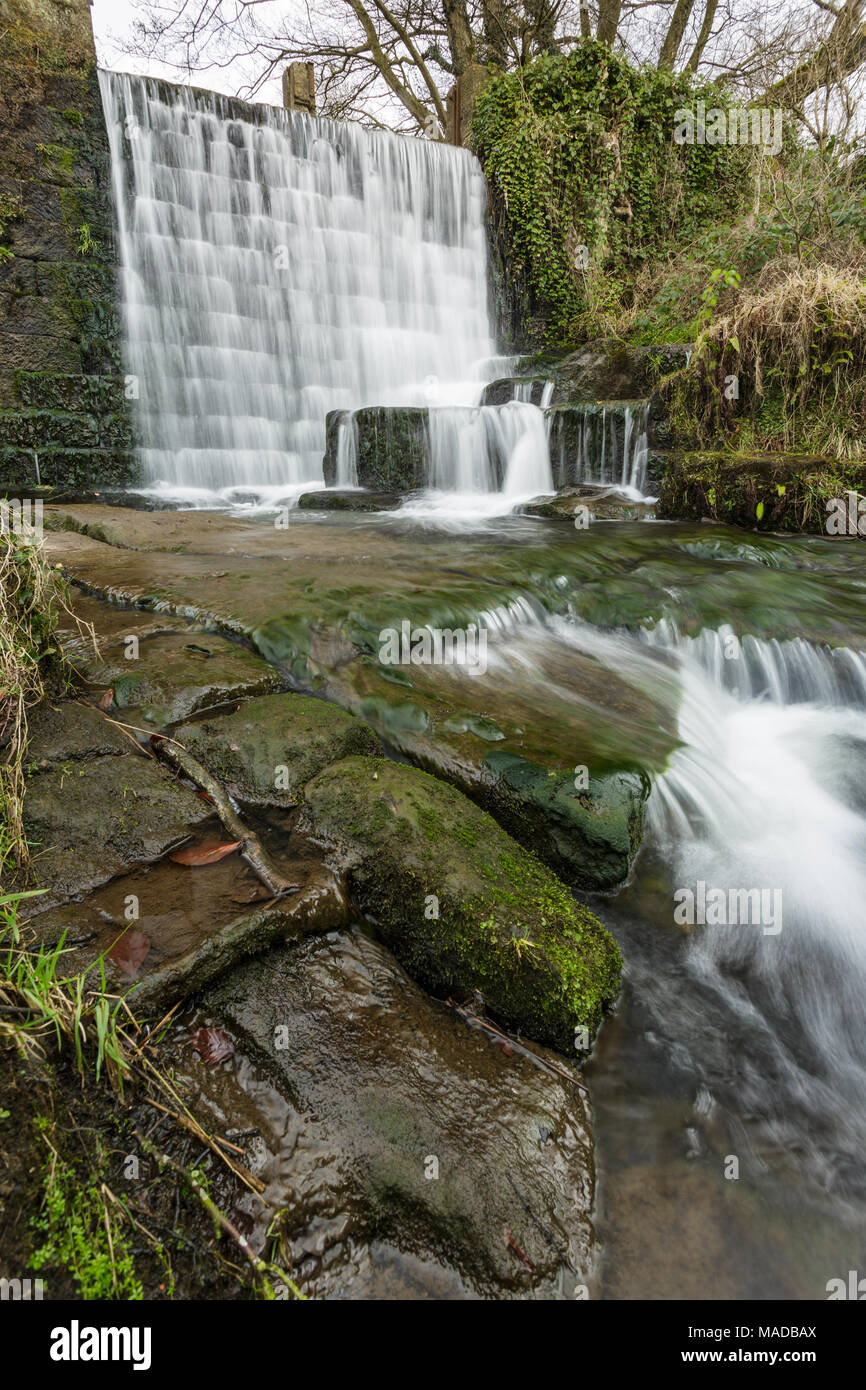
[547,401,651,493]
[99,70,504,493]
[96,62,865,1295]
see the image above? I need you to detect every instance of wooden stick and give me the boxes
[446,999,589,1094]
[152,736,299,899]
[133,1130,305,1300]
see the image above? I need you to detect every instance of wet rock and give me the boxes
[301,755,622,1051]
[203,927,597,1298]
[323,407,429,490]
[174,692,381,806]
[24,698,129,771]
[22,753,212,905]
[551,340,691,405]
[479,750,648,894]
[480,378,549,406]
[297,489,403,512]
[521,487,656,524]
[83,632,286,725]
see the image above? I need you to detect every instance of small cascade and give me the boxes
[637,619,866,1186]
[427,401,553,496]
[547,401,650,493]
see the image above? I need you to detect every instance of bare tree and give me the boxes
[114,0,866,139]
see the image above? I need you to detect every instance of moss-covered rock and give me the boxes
[479,751,648,893]
[174,692,381,805]
[657,452,866,534]
[302,755,622,1051]
[322,407,430,490]
[550,341,692,405]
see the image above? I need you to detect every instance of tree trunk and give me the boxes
[767,0,866,110]
[596,0,622,46]
[443,0,476,75]
[658,0,697,69]
[685,0,720,73]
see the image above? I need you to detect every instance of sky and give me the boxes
[91,0,285,104]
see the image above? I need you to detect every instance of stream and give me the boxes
[84,64,866,1299]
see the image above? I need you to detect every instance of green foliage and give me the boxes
[472,42,751,344]
[36,143,76,174]
[76,222,100,258]
[0,193,24,265]
[29,1133,143,1300]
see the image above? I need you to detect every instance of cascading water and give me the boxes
[547,401,650,493]
[633,620,866,1194]
[99,70,512,498]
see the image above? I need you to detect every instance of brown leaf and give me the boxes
[190,1027,234,1065]
[503,1225,536,1273]
[107,929,151,978]
[169,840,242,867]
[97,689,114,711]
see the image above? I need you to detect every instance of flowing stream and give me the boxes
[97,69,866,1297]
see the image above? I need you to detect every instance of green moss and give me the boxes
[658,452,866,533]
[36,142,76,174]
[303,755,622,1051]
[29,1130,143,1300]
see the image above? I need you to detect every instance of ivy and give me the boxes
[472,42,752,346]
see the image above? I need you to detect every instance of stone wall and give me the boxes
[0,0,137,491]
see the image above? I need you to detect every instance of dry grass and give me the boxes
[0,532,95,879]
[704,264,866,456]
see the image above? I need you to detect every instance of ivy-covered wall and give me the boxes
[472,43,753,351]
[0,0,137,491]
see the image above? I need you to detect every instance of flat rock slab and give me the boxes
[204,927,596,1298]
[301,755,621,1052]
[41,506,682,890]
[83,632,286,726]
[25,699,129,771]
[174,692,381,806]
[23,753,212,906]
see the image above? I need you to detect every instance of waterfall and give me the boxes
[547,402,650,494]
[99,70,498,495]
[638,620,866,1189]
[427,401,552,496]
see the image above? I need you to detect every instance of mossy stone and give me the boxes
[302,755,622,1051]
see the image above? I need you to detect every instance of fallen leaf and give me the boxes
[169,840,242,867]
[107,930,151,978]
[503,1225,536,1273]
[190,1027,234,1065]
[97,689,114,711]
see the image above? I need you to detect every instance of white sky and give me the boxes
[91,0,285,103]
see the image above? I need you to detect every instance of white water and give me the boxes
[640,621,866,1185]
[549,402,650,493]
[99,70,502,495]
